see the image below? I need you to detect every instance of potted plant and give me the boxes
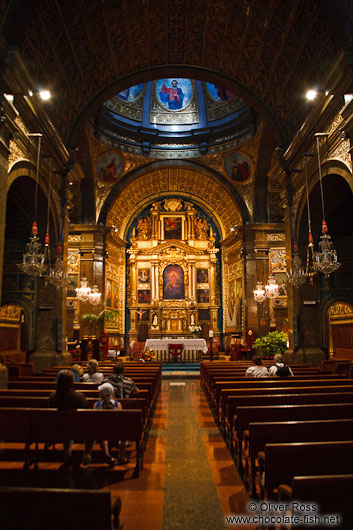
[253,331,288,360]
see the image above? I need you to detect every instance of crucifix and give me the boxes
[136,309,146,321]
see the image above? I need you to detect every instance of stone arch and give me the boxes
[104,165,244,240]
[295,159,353,242]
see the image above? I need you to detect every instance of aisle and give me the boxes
[109,380,255,530]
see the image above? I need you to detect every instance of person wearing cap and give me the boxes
[82,382,127,466]
[82,359,104,383]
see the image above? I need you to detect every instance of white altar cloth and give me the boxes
[145,338,207,361]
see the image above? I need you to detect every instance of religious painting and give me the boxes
[163,264,184,300]
[235,278,243,327]
[2,274,17,291]
[196,268,208,284]
[275,273,288,298]
[164,217,182,239]
[225,152,252,182]
[97,152,123,183]
[67,274,78,298]
[106,279,112,307]
[117,83,143,102]
[198,309,210,321]
[138,289,150,304]
[227,280,235,323]
[0,304,21,322]
[197,289,209,304]
[138,268,150,287]
[206,83,233,102]
[112,282,119,309]
[156,78,193,111]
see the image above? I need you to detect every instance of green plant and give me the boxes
[254,331,288,360]
[81,309,118,336]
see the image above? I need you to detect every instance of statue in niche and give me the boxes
[194,217,208,239]
[136,216,152,239]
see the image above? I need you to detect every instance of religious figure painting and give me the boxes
[97,152,123,182]
[275,273,288,298]
[117,83,143,102]
[156,78,192,111]
[197,289,209,304]
[106,279,112,307]
[164,217,182,239]
[227,280,235,323]
[138,269,150,286]
[112,283,119,309]
[235,278,243,327]
[67,274,78,298]
[136,308,150,322]
[225,152,252,182]
[138,289,150,304]
[206,83,233,102]
[197,268,208,284]
[163,264,185,300]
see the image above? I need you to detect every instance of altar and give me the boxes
[144,338,208,362]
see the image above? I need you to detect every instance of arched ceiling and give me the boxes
[15,0,339,145]
[105,167,242,240]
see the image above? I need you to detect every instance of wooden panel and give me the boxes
[0,326,19,351]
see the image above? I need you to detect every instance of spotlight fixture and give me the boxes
[3,89,51,101]
[305,88,330,101]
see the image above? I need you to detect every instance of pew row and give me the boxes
[0,408,143,477]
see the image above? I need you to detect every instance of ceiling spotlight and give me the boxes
[39,90,51,101]
[4,93,14,103]
[306,89,318,101]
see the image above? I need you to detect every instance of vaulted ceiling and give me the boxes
[3,0,343,146]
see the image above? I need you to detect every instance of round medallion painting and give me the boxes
[225,152,252,182]
[206,82,233,102]
[117,83,143,102]
[97,152,124,183]
[156,78,193,111]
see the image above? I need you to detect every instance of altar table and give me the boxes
[144,338,207,362]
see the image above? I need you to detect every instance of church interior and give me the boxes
[1,1,353,529]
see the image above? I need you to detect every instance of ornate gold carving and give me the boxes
[68,235,82,243]
[8,141,27,171]
[194,217,208,239]
[136,216,152,239]
[329,139,352,171]
[325,113,344,137]
[328,302,353,318]
[270,249,287,272]
[267,233,286,241]
[107,168,241,239]
[163,198,183,211]
[67,250,80,273]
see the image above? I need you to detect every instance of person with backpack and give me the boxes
[104,363,139,398]
[268,354,293,377]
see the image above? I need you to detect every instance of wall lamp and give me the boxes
[4,90,51,103]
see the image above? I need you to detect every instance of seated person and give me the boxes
[82,359,104,383]
[55,363,83,383]
[268,353,294,377]
[245,354,269,378]
[82,383,127,466]
[104,362,139,398]
[48,370,88,464]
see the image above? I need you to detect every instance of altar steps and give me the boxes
[162,362,200,379]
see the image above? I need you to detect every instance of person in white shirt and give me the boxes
[268,354,294,377]
[82,359,104,384]
[245,355,269,378]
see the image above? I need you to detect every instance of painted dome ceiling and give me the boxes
[95,79,258,159]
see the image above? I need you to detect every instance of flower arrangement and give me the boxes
[254,331,288,360]
[136,348,156,363]
[189,324,202,335]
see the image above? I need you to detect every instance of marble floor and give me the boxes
[108,380,255,530]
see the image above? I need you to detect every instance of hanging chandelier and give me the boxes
[18,134,46,277]
[254,275,279,303]
[313,133,341,278]
[253,281,266,303]
[287,242,306,286]
[75,271,91,302]
[48,243,68,289]
[75,271,102,305]
[89,278,102,306]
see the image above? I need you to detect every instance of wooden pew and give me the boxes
[264,441,353,500]
[235,403,353,469]
[0,407,143,476]
[247,419,353,496]
[0,486,121,530]
[225,391,353,449]
[287,475,353,530]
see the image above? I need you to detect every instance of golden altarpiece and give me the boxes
[122,198,220,342]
